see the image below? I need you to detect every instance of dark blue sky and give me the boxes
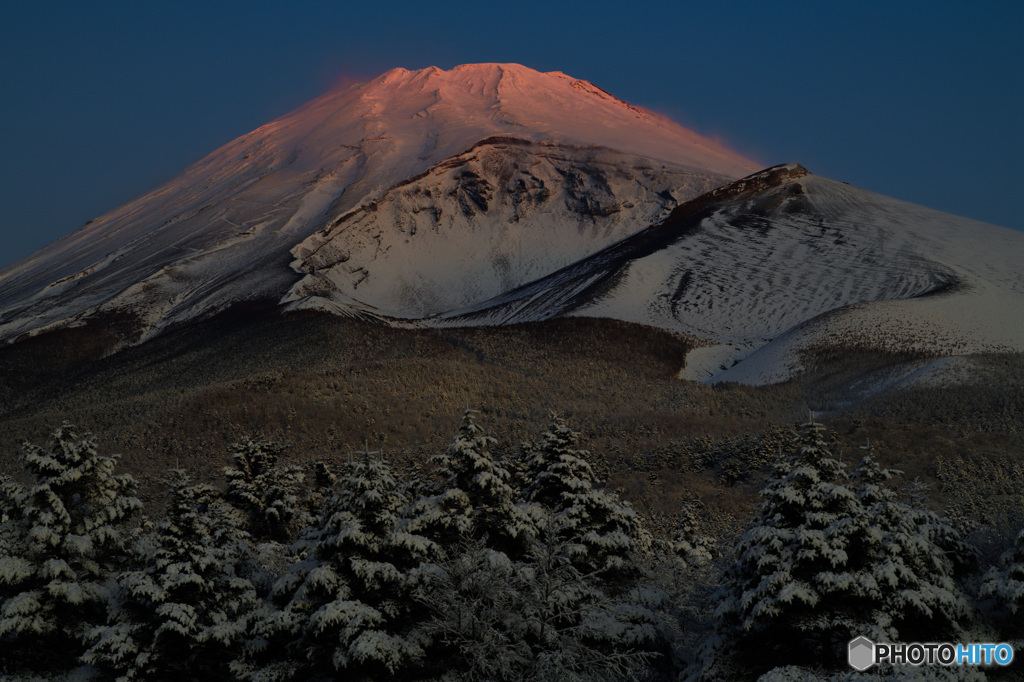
[2,1,1021,269]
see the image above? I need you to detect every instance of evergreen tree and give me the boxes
[83,470,261,680]
[522,415,647,582]
[419,527,662,681]
[0,424,141,677]
[980,526,1024,638]
[224,438,307,544]
[255,451,436,680]
[670,495,714,567]
[705,420,861,675]
[696,423,971,680]
[848,451,971,642]
[408,410,534,557]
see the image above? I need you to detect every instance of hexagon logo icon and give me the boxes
[848,636,875,671]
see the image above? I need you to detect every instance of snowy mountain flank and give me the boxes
[0,63,751,344]
[428,163,1024,384]
[284,139,730,318]
[1,63,1022,386]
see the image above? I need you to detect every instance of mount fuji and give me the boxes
[0,64,754,342]
[1,63,1022,387]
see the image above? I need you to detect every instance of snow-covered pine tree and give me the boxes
[0,424,141,677]
[82,470,262,680]
[253,450,436,680]
[670,495,714,568]
[522,414,647,583]
[696,424,973,680]
[224,438,307,544]
[284,459,336,545]
[848,451,971,643]
[312,459,336,490]
[418,527,662,682]
[699,419,863,677]
[407,410,534,558]
[980,526,1024,638]
[417,539,537,681]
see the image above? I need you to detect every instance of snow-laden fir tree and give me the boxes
[522,414,648,583]
[224,438,307,544]
[407,410,535,558]
[698,419,862,677]
[694,423,972,680]
[418,525,664,682]
[980,526,1024,639]
[82,470,262,680]
[847,450,971,643]
[301,459,337,516]
[0,424,141,677]
[670,495,714,568]
[251,450,437,681]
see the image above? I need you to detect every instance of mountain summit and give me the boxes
[0,63,757,344]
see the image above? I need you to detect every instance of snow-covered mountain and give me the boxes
[2,63,1021,388]
[426,163,1024,384]
[0,63,754,343]
[284,139,730,318]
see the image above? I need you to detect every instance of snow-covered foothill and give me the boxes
[284,141,730,318]
[434,165,1024,385]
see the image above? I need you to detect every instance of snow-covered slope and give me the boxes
[284,139,730,318]
[428,164,1024,384]
[0,63,756,345]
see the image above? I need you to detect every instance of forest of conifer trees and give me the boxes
[1,414,1021,681]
